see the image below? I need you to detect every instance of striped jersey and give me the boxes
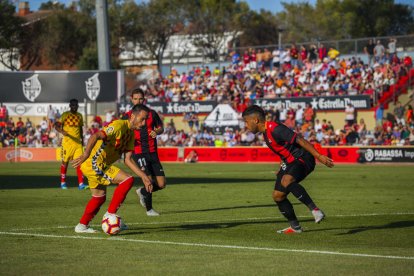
[263,121,308,164]
[124,109,163,154]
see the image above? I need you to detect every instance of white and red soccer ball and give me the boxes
[102,213,122,235]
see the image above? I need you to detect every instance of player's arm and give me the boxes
[296,135,334,168]
[71,130,105,168]
[149,111,164,138]
[124,151,153,192]
[54,121,67,136]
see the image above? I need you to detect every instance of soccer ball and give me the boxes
[102,213,122,235]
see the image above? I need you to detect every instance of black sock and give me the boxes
[140,188,153,211]
[276,198,300,229]
[286,182,317,211]
[152,182,161,192]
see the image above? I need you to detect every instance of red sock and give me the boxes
[80,195,106,225]
[60,164,67,183]
[76,166,84,185]
[107,177,134,214]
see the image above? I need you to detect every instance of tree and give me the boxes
[237,10,280,47]
[277,0,414,43]
[186,0,250,61]
[0,0,25,70]
[120,0,187,73]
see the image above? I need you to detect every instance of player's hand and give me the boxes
[317,154,334,168]
[142,175,153,193]
[72,154,87,168]
[149,130,157,138]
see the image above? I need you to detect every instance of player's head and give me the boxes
[69,99,79,113]
[130,88,145,106]
[130,104,150,130]
[242,105,266,134]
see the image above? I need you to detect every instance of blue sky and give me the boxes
[20,0,315,13]
[19,0,414,13]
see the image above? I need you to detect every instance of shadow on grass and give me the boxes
[121,218,315,235]
[336,220,414,235]
[164,203,299,214]
[305,220,414,235]
[0,175,268,189]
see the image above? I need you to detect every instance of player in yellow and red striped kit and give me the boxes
[55,99,88,190]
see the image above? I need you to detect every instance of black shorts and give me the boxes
[132,152,165,177]
[274,154,315,193]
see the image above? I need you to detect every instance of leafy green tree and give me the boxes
[120,0,187,72]
[0,0,25,70]
[277,0,414,43]
[39,1,65,10]
[237,10,280,47]
[186,0,249,61]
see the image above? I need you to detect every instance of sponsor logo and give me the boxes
[365,148,404,162]
[338,149,348,157]
[255,96,370,111]
[365,149,374,161]
[14,104,27,115]
[5,150,33,161]
[85,73,100,101]
[165,103,214,114]
[105,126,114,134]
[22,74,42,102]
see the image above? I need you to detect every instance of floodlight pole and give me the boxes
[278,26,284,69]
[95,0,111,117]
[96,0,111,71]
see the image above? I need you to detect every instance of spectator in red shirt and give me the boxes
[403,54,412,68]
[0,103,7,123]
[16,117,24,130]
[318,44,327,61]
[243,50,250,67]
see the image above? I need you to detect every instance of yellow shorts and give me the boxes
[61,143,83,163]
[80,162,121,189]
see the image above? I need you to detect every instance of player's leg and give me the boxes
[139,154,165,216]
[73,146,88,190]
[106,167,134,214]
[273,172,302,234]
[133,153,159,216]
[281,162,325,224]
[60,160,68,189]
[75,184,107,233]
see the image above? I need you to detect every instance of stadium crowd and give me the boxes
[139,41,413,109]
[1,40,413,148]
[1,100,413,148]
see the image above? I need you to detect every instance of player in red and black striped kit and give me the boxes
[242,105,334,234]
[123,89,165,216]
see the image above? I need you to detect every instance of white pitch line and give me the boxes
[0,231,413,261]
[8,212,414,231]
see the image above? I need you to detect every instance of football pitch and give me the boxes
[0,162,413,275]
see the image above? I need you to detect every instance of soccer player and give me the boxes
[242,105,334,234]
[55,99,87,190]
[72,104,152,233]
[123,89,165,216]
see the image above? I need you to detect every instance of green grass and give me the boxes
[0,162,413,275]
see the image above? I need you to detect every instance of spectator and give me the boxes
[184,150,198,163]
[374,40,385,63]
[295,105,304,126]
[393,101,405,126]
[47,105,56,131]
[387,38,397,63]
[406,105,413,126]
[375,103,384,126]
[364,39,375,66]
[40,117,48,132]
[345,103,355,126]
[304,103,315,123]
[0,103,7,123]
